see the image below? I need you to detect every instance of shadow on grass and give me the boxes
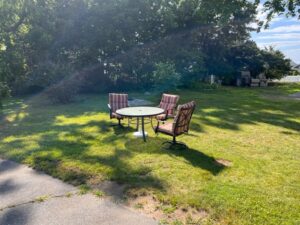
[190,89,300,132]
[1,88,300,201]
[125,137,225,176]
[0,119,167,192]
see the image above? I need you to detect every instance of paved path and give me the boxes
[0,159,157,225]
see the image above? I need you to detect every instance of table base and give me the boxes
[133,131,148,138]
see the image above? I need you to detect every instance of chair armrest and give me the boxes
[107,104,111,110]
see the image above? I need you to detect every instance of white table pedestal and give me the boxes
[133,130,148,138]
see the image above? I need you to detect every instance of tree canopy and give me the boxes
[0,0,295,103]
[260,0,300,24]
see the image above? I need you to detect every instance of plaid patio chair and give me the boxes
[156,93,180,121]
[155,101,196,145]
[108,93,128,125]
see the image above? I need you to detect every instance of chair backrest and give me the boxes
[159,93,179,115]
[109,93,128,112]
[173,101,196,135]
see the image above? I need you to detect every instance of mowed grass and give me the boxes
[0,84,300,224]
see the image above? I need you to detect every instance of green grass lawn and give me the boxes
[1,84,300,224]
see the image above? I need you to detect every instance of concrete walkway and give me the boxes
[0,159,157,225]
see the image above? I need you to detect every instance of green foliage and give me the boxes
[291,69,300,76]
[45,80,80,104]
[94,190,105,198]
[221,41,292,82]
[79,184,90,195]
[261,47,292,79]
[0,0,294,99]
[152,62,181,92]
[161,205,177,214]
[26,62,72,90]
[0,82,10,110]
[260,0,300,28]
[189,82,219,91]
[0,82,10,98]
[35,195,49,203]
[0,0,258,95]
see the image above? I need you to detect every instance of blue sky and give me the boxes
[251,4,300,64]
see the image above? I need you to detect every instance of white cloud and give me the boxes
[284,49,300,63]
[256,33,300,40]
[261,25,300,33]
[256,40,300,48]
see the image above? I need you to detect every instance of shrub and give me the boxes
[0,82,10,98]
[0,82,10,110]
[19,62,73,94]
[45,82,79,104]
[152,62,181,91]
[261,47,292,79]
[44,66,95,104]
[45,73,84,104]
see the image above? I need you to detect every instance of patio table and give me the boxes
[116,106,164,142]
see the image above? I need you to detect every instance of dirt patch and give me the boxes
[126,194,209,224]
[215,158,233,167]
[88,181,210,223]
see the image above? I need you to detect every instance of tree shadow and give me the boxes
[124,137,226,176]
[1,120,166,191]
[0,160,20,173]
[1,89,299,204]
[191,89,300,132]
[0,207,29,225]
[0,179,18,196]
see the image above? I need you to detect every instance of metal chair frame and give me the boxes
[155,101,196,146]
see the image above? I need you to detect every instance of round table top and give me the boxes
[116,106,164,117]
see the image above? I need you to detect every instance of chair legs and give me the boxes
[110,118,123,127]
[162,136,187,148]
[128,117,134,127]
[162,136,177,145]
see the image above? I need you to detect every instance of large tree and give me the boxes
[0,0,259,91]
[0,0,292,102]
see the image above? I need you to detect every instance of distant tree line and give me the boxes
[0,0,296,103]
